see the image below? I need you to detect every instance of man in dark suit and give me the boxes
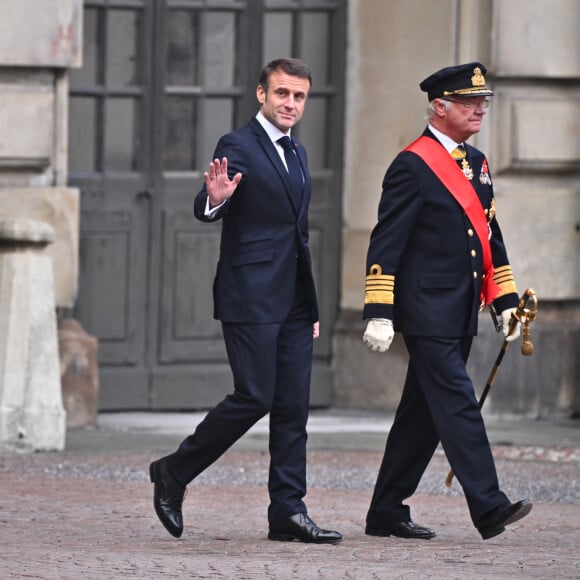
[362,62,532,541]
[149,58,341,544]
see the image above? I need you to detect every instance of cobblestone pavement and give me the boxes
[1,415,579,579]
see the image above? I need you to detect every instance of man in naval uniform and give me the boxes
[362,62,532,541]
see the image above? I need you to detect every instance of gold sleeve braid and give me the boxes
[493,265,518,298]
[365,264,395,305]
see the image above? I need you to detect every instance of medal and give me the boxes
[461,159,473,180]
[479,159,492,185]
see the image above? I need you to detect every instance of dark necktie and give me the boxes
[278,136,304,204]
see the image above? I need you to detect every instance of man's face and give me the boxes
[256,69,310,132]
[434,96,489,142]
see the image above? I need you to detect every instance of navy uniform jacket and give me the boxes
[194,117,318,324]
[363,129,518,337]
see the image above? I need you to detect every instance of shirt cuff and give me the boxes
[205,197,227,217]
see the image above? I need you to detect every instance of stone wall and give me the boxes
[0,0,82,307]
[0,188,79,308]
[0,0,89,440]
[338,0,579,417]
[0,218,66,451]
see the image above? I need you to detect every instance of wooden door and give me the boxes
[69,0,346,410]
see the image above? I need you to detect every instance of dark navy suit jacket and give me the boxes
[363,129,517,337]
[194,117,318,324]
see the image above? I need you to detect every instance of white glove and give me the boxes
[363,318,394,352]
[501,308,521,342]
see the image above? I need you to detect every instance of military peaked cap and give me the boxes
[420,62,494,101]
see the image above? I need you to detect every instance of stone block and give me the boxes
[333,310,407,411]
[344,0,457,233]
[493,0,580,78]
[493,88,580,173]
[59,318,99,428]
[334,304,578,419]
[0,187,79,308]
[0,218,66,452]
[468,306,579,418]
[491,181,579,301]
[0,0,82,68]
[0,78,54,167]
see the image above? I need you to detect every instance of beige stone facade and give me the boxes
[0,0,82,307]
[0,0,577,418]
[338,0,580,417]
[0,0,83,447]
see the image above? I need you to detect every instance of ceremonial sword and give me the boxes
[445,288,538,487]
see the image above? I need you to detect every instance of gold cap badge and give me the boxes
[471,67,485,88]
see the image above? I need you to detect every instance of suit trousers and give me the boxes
[165,284,313,523]
[366,335,508,527]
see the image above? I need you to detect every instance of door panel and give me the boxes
[158,211,224,364]
[70,0,346,410]
[74,181,150,401]
[76,210,138,360]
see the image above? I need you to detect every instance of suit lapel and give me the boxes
[292,142,310,214]
[250,118,305,215]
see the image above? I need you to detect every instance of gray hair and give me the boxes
[426,98,451,120]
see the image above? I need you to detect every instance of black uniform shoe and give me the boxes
[149,459,186,538]
[477,499,532,540]
[268,513,342,543]
[365,520,436,539]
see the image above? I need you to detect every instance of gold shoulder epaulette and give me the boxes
[365,264,395,305]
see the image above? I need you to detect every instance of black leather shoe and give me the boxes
[477,499,532,540]
[268,513,342,544]
[365,520,436,539]
[149,459,186,538]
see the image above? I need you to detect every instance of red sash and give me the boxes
[404,136,500,306]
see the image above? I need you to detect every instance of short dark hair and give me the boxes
[259,58,312,91]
